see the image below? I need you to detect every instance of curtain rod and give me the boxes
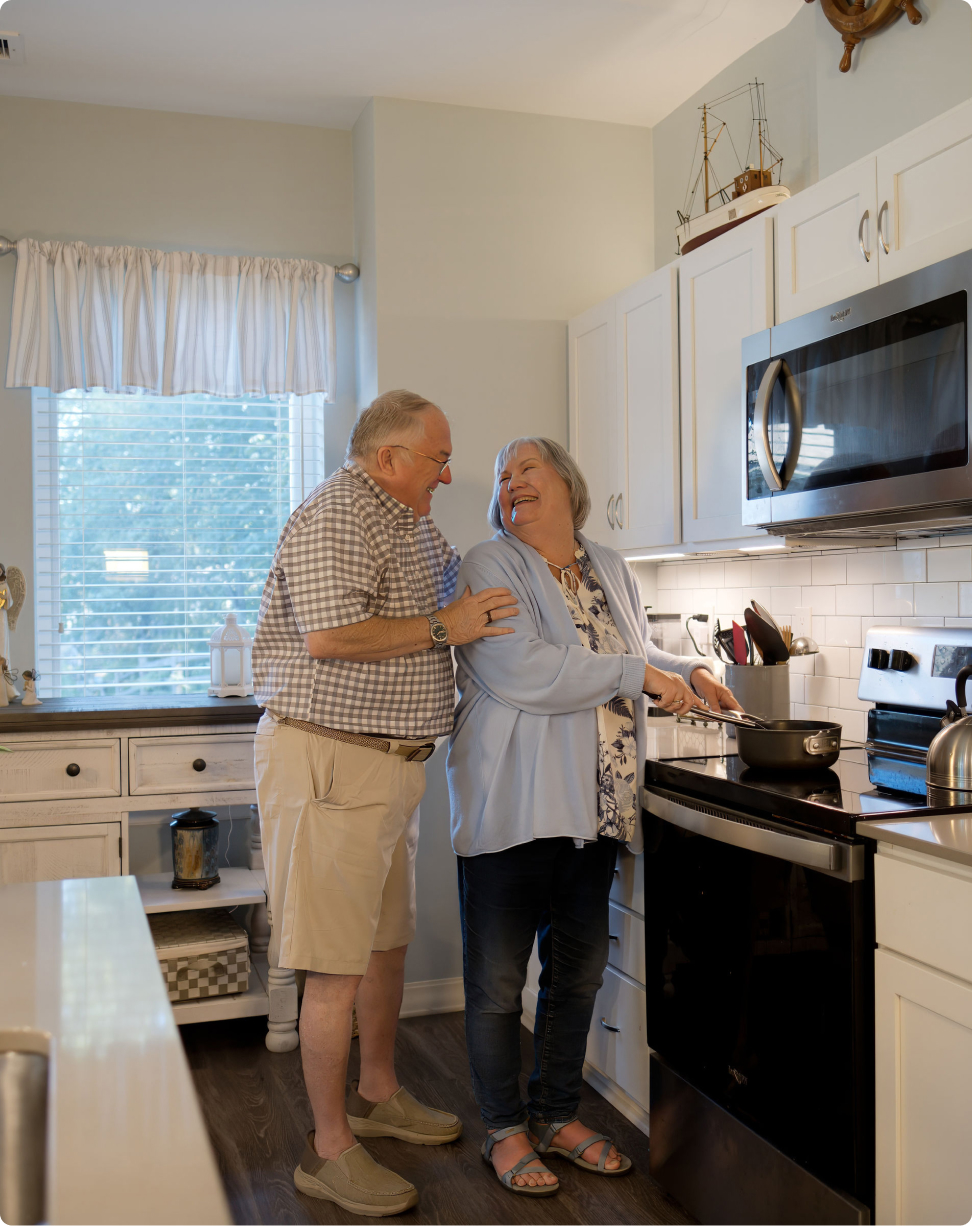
[0,235,359,281]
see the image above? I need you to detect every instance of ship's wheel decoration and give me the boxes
[807,0,923,73]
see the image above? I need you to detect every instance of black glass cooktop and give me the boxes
[645,745,964,840]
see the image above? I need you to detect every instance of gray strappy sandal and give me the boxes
[481,1123,560,1197]
[532,1118,633,1176]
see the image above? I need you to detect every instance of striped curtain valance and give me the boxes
[5,238,336,399]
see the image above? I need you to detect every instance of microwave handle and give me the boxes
[753,357,803,492]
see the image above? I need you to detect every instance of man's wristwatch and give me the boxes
[426,613,449,646]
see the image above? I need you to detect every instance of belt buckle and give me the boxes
[399,743,434,762]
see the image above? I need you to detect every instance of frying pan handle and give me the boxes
[804,734,840,756]
[956,665,972,711]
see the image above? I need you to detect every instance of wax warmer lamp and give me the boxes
[170,808,220,890]
[208,613,253,697]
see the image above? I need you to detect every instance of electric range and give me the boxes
[641,625,972,1226]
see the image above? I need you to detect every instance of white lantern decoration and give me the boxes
[208,613,254,697]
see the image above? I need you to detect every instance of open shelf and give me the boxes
[137,866,266,914]
[170,956,270,1026]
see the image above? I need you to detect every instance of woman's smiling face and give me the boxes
[497,444,573,535]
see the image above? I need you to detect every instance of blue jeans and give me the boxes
[458,835,619,1131]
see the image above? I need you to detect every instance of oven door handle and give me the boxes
[753,357,803,492]
[644,789,844,875]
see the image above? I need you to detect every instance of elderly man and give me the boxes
[252,390,517,1217]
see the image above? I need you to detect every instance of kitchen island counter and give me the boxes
[0,874,230,1224]
[858,812,972,870]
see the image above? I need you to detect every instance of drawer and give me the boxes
[609,847,644,915]
[875,848,972,984]
[0,739,120,801]
[586,965,650,1109]
[129,734,255,795]
[607,902,646,985]
[0,822,122,884]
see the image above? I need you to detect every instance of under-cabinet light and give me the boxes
[626,553,687,562]
[742,542,786,552]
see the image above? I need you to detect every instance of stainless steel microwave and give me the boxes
[741,249,971,538]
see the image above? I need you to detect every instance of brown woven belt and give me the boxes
[277,716,437,763]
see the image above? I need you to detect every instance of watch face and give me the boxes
[430,617,448,643]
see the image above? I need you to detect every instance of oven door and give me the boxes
[742,249,970,533]
[644,787,873,1210]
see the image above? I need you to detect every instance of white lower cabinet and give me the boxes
[0,822,122,884]
[586,965,649,1111]
[609,846,644,915]
[129,733,256,795]
[607,901,645,984]
[874,847,972,1225]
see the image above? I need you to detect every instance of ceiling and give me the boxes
[0,0,803,131]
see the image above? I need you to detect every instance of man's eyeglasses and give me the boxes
[389,445,452,476]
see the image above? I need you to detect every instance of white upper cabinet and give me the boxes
[569,297,618,546]
[877,98,972,283]
[679,214,774,545]
[776,158,879,323]
[615,265,680,550]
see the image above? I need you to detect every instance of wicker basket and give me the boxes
[149,908,250,1003]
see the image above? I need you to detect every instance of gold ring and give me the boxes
[485,609,493,624]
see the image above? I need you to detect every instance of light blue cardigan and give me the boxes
[446,531,709,858]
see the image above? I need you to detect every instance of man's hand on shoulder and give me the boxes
[438,586,518,645]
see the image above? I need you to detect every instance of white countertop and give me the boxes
[0,875,230,1225]
[858,813,972,870]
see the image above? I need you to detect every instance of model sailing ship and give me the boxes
[676,81,789,257]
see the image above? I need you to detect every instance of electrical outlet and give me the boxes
[793,607,812,638]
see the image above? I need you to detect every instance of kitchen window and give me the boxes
[32,389,327,698]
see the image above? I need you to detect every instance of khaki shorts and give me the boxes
[253,713,427,975]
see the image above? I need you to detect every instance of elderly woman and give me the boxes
[446,437,740,1198]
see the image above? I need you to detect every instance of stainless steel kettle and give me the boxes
[925,665,972,805]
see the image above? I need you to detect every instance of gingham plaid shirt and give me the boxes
[252,461,461,738]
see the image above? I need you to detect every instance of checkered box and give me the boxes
[149,908,250,1003]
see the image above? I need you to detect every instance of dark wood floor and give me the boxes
[182,1012,694,1226]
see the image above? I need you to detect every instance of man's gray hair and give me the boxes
[346,389,440,462]
[487,437,591,533]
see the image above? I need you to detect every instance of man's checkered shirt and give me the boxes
[253,461,461,738]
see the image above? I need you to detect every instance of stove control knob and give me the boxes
[889,649,917,672]
[868,648,890,670]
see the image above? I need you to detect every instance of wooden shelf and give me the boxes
[137,866,266,914]
[170,956,270,1025]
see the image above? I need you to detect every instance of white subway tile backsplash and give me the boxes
[677,564,701,589]
[959,584,972,616]
[795,703,830,722]
[789,674,805,704]
[889,550,926,582]
[854,552,890,584]
[838,677,869,711]
[831,707,867,743]
[812,616,828,645]
[723,559,752,586]
[848,647,864,678]
[914,582,958,616]
[805,675,840,706]
[770,587,803,614]
[716,589,744,614]
[825,617,862,648]
[873,584,914,615]
[862,616,900,632]
[751,558,782,586]
[749,587,773,613]
[778,556,812,585]
[816,646,851,677]
[900,616,944,627]
[836,585,874,616]
[788,655,816,675]
[944,618,972,628]
[698,561,725,586]
[812,555,846,586]
[802,586,837,615]
[927,547,972,582]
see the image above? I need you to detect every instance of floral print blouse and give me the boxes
[558,544,638,843]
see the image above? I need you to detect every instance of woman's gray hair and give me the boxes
[346,389,440,462]
[487,437,591,533]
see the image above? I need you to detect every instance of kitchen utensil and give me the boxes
[781,624,793,653]
[170,807,221,889]
[732,621,747,667]
[744,606,789,664]
[751,599,784,636]
[678,705,773,730]
[734,719,842,770]
[789,635,820,656]
[724,661,791,736]
[925,665,972,802]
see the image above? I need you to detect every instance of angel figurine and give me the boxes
[21,669,42,706]
[0,563,27,702]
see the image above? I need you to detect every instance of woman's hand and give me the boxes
[643,665,699,714]
[691,667,744,714]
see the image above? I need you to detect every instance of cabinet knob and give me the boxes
[608,933,619,942]
[192,758,207,772]
[600,1018,621,1033]
[65,762,81,777]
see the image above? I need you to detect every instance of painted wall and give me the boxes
[353,97,654,982]
[0,95,358,680]
[652,0,972,265]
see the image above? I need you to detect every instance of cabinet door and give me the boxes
[0,822,122,884]
[569,297,618,546]
[615,265,680,549]
[776,158,879,323]
[877,98,972,283]
[585,965,650,1109]
[679,215,774,545]
[875,947,972,1226]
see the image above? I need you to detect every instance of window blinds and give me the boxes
[32,389,326,697]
